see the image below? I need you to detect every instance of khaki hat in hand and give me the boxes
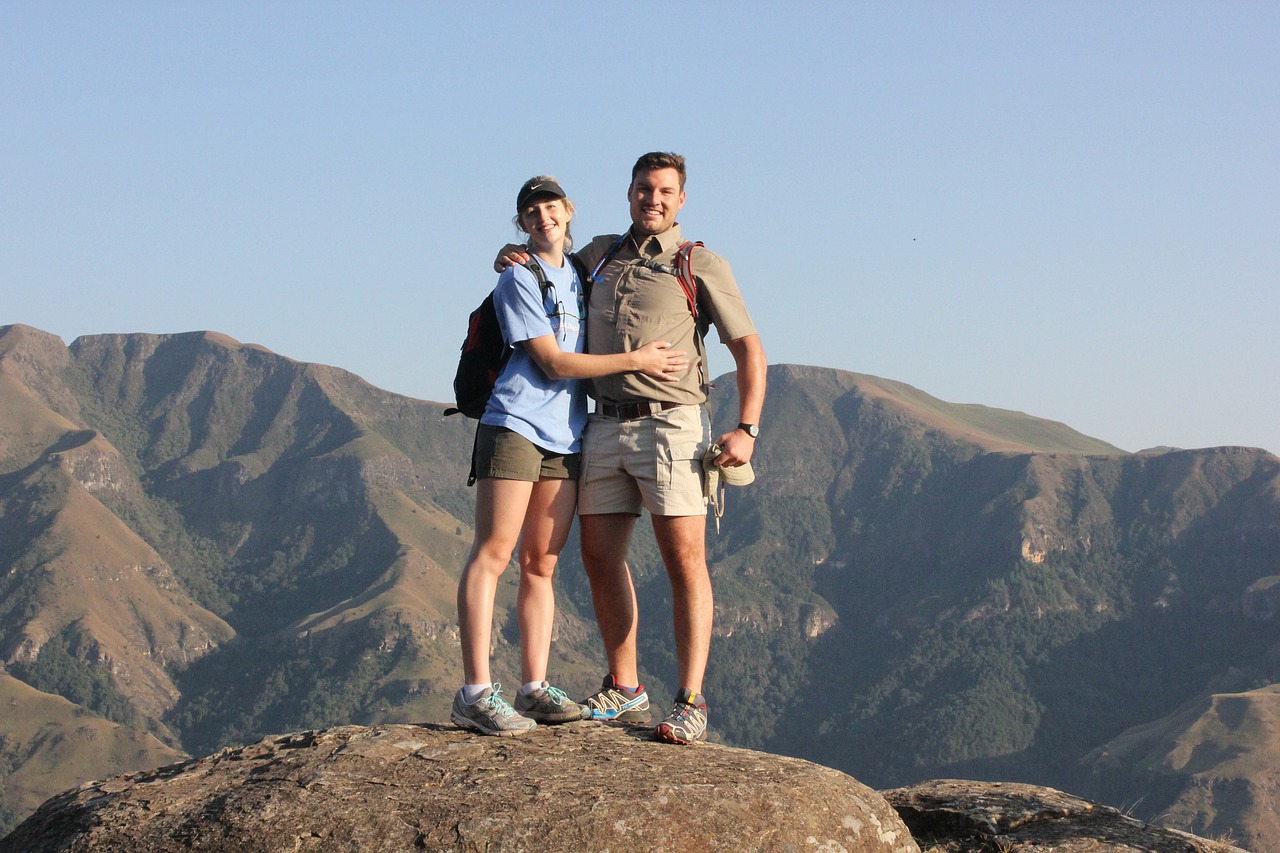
[703,444,754,532]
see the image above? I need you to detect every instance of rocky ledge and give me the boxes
[0,723,1247,852]
[0,722,915,852]
[884,779,1245,852]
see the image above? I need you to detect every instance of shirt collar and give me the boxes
[628,223,684,259]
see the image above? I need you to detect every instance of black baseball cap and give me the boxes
[516,177,567,211]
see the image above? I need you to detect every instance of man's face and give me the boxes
[627,167,685,236]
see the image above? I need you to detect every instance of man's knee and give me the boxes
[653,513,705,555]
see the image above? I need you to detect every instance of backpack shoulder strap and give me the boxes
[567,253,589,285]
[668,240,713,394]
[585,234,705,327]
[673,240,704,321]
[587,234,629,286]
[522,257,554,299]
[564,253,589,316]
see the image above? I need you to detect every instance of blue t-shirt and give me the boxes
[480,256,587,453]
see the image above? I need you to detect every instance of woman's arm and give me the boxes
[522,336,687,382]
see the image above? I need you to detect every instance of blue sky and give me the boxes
[4,2,1277,454]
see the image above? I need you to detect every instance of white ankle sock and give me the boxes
[520,680,546,695]
[462,683,491,704]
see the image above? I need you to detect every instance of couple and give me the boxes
[452,152,766,745]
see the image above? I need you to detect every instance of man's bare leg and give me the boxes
[578,511,640,684]
[651,513,712,694]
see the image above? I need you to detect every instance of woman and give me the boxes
[451,176,687,735]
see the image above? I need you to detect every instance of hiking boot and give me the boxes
[583,674,650,723]
[653,688,708,745]
[514,681,590,724]
[450,684,537,736]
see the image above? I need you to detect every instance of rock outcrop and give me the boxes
[0,723,918,852]
[883,778,1246,852]
[2,724,1251,852]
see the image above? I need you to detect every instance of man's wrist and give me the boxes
[737,422,759,438]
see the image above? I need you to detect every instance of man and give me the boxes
[500,152,766,744]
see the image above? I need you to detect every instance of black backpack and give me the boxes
[444,259,554,421]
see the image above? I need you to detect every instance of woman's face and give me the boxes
[519,197,571,253]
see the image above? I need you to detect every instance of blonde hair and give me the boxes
[513,175,574,252]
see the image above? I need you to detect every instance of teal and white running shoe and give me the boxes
[450,684,537,736]
[514,681,590,724]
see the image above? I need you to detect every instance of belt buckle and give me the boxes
[602,398,677,421]
[603,400,644,421]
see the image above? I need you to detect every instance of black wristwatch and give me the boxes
[737,422,760,438]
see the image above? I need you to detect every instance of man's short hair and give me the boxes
[631,152,687,190]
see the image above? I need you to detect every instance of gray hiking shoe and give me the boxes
[513,681,590,724]
[583,674,650,723]
[653,688,708,745]
[450,684,537,736]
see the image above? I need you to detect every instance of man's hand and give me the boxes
[494,243,530,272]
[711,427,755,467]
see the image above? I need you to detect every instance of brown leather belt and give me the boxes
[597,398,683,421]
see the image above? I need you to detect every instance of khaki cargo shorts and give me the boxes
[578,404,710,517]
[474,424,580,482]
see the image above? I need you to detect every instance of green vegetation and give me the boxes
[0,743,16,838]
[707,624,811,748]
[170,627,410,756]
[94,490,234,615]
[8,631,137,728]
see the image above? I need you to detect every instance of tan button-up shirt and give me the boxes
[576,224,757,405]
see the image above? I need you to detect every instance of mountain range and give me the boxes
[1,323,1277,849]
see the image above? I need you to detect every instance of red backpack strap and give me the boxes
[675,241,704,320]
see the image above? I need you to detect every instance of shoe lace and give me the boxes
[590,678,644,711]
[669,698,704,724]
[543,685,572,707]
[589,689,621,711]
[478,683,518,718]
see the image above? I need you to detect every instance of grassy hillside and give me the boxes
[0,673,181,831]
[1083,685,1280,849]
[1,325,605,775]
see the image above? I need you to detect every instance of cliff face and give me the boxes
[721,364,1280,846]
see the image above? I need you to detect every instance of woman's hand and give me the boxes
[631,341,688,380]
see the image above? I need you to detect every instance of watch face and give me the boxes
[740,423,759,437]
